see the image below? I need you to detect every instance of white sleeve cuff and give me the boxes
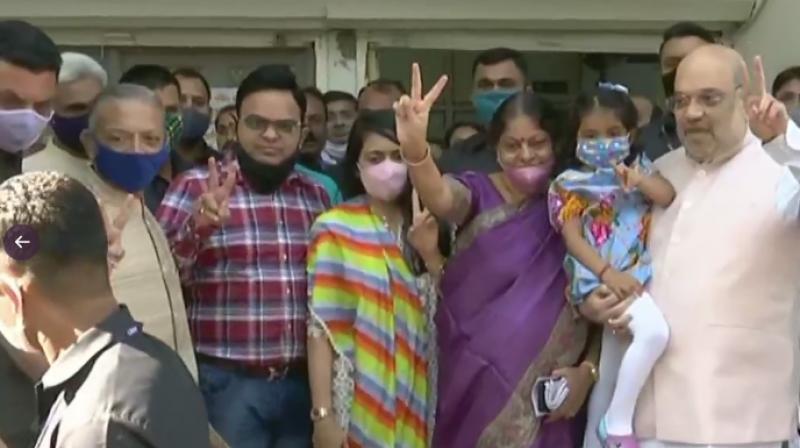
[787,120,800,151]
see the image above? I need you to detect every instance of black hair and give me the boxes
[444,121,483,148]
[119,64,181,94]
[358,79,407,98]
[659,22,717,55]
[341,110,398,200]
[303,86,325,105]
[0,20,61,75]
[173,67,211,100]
[487,91,577,175]
[340,110,451,269]
[564,86,642,168]
[323,90,358,109]
[303,86,327,119]
[471,47,528,78]
[214,104,237,130]
[772,66,800,96]
[235,64,307,122]
[0,172,110,298]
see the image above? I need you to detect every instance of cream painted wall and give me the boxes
[734,0,800,91]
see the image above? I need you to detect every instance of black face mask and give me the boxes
[661,70,677,98]
[235,143,296,195]
[297,151,321,171]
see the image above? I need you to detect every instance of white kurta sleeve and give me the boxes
[772,121,800,220]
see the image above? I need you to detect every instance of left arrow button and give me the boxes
[3,225,39,261]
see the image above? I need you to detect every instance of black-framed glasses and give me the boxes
[242,115,300,136]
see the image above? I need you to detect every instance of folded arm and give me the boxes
[638,173,676,208]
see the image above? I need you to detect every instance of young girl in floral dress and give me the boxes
[549,84,675,448]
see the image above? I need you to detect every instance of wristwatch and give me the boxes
[581,361,599,383]
[310,406,330,422]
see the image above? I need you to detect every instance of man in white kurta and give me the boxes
[583,45,800,448]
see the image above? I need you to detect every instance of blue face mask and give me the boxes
[576,136,631,170]
[94,140,170,192]
[472,89,518,124]
[181,108,211,141]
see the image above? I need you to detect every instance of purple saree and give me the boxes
[434,172,588,448]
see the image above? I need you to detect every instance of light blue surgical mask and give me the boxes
[472,89,518,124]
[576,136,631,170]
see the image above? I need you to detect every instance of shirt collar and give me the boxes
[39,306,139,390]
[87,166,145,206]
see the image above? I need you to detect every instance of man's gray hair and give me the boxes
[88,83,163,131]
[58,52,108,86]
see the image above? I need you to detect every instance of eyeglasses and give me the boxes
[669,86,740,113]
[242,115,300,136]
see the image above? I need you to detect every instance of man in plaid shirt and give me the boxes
[158,65,331,447]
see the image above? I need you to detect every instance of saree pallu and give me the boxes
[307,197,433,448]
[434,172,588,448]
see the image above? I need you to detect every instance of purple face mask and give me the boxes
[51,113,89,154]
[359,159,408,202]
[0,108,52,154]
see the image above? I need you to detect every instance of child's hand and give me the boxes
[408,189,440,260]
[601,268,644,300]
[615,163,644,192]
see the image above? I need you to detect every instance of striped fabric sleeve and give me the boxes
[307,217,358,351]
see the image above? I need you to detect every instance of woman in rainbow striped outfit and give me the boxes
[306,110,445,448]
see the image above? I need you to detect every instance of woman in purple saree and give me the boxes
[395,65,597,447]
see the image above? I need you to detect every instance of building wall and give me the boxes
[734,0,800,90]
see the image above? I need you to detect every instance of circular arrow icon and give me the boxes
[3,225,39,261]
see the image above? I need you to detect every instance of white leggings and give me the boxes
[584,292,670,447]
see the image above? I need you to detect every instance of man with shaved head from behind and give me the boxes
[580,45,800,448]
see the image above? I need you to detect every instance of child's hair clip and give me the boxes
[598,82,630,95]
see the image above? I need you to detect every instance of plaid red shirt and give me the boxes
[157,163,330,368]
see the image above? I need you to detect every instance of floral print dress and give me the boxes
[548,157,654,305]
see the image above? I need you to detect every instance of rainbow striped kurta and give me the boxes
[307,198,430,448]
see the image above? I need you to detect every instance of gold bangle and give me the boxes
[580,360,599,383]
[310,406,330,422]
[401,145,431,167]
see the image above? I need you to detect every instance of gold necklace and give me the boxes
[370,206,404,249]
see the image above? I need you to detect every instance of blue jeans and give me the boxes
[199,362,312,448]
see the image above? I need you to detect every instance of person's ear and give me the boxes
[299,125,309,148]
[0,274,24,323]
[80,130,97,159]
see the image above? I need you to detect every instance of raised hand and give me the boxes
[614,163,644,192]
[194,158,237,229]
[394,63,448,162]
[407,189,440,259]
[101,194,136,272]
[747,55,789,142]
